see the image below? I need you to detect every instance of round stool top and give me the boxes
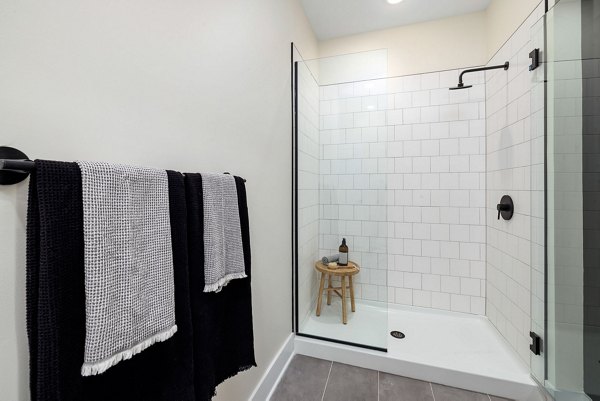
[315,260,360,276]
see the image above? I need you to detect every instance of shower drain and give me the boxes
[390,330,405,339]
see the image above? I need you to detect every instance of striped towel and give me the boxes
[201,173,246,292]
[77,161,177,376]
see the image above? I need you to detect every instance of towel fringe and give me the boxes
[81,325,178,376]
[203,272,248,293]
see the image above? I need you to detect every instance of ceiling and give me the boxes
[301,0,492,41]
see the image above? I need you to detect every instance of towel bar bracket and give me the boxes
[0,146,32,185]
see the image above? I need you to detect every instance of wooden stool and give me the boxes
[314,260,360,324]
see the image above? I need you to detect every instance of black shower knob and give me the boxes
[497,195,514,220]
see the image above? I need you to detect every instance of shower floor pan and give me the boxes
[297,301,542,401]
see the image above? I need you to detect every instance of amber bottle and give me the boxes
[338,238,348,266]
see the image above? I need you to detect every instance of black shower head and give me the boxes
[449,61,509,91]
[449,83,472,90]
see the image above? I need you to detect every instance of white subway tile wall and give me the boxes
[318,68,487,314]
[485,3,546,366]
[297,62,321,324]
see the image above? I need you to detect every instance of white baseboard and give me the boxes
[248,333,295,401]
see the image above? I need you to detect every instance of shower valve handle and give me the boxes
[497,204,510,219]
[497,195,514,220]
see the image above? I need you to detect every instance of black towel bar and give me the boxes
[0,146,31,185]
[0,146,246,185]
[0,158,35,172]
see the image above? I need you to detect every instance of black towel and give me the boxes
[26,160,86,401]
[185,174,256,401]
[26,161,195,400]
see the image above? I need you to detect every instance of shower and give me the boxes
[290,0,600,399]
[292,44,535,399]
[449,61,509,90]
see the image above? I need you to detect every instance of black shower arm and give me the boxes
[458,62,509,85]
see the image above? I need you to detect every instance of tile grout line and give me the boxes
[430,382,436,401]
[321,360,333,401]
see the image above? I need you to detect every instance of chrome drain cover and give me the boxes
[390,330,405,339]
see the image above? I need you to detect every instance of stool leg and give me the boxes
[341,276,347,324]
[349,275,356,312]
[316,272,326,316]
[327,274,332,305]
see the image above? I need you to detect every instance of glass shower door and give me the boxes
[529,7,546,384]
[534,0,600,399]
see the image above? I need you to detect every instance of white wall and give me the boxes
[318,70,487,314]
[315,49,388,86]
[317,0,544,78]
[0,0,317,400]
[485,0,544,60]
[318,12,488,77]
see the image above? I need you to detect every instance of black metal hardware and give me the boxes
[0,146,32,185]
[529,48,540,71]
[450,62,509,90]
[497,195,514,220]
[530,331,542,355]
[0,146,246,185]
[297,332,387,353]
[390,331,405,339]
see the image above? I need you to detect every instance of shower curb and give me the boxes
[294,335,545,401]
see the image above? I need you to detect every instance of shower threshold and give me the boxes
[297,301,542,401]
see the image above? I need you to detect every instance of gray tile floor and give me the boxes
[271,355,513,401]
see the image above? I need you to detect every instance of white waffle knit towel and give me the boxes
[77,161,177,376]
[202,173,246,292]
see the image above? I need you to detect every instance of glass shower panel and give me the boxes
[530,9,546,384]
[546,0,586,398]
[580,1,600,397]
[293,49,389,351]
[293,49,322,339]
[542,0,600,399]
